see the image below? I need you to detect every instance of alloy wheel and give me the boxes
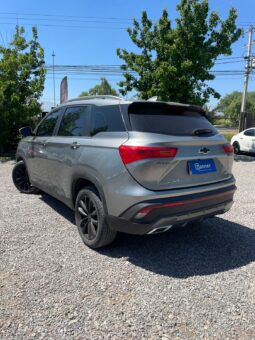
[77,195,99,240]
[13,163,34,193]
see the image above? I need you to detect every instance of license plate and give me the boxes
[188,159,216,175]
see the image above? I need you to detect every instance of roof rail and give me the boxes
[66,95,123,103]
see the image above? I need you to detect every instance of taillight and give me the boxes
[223,144,234,154]
[119,145,178,164]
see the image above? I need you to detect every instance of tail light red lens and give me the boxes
[223,144,234,154]
[119,145,178,164]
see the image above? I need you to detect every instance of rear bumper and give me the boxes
[108,184,236,235]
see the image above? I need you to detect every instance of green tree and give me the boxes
[117,0,241,105]
[216,91,255,126]
[79,77,118,97]
[0,25,45,153]
[202,104,216,122]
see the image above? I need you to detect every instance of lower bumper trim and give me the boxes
[108,200,233,235]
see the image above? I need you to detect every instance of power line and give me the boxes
[0,11,133,22]
[237,22,255,25]
[44,76,246,82]
[214,60,244,65]
[1,12,254,28]
[0,16,132,25]
[43,64,246,78]
[2,12,254,27]
[0,20,249,31]
[0,22,127,30]
[44,64,245,70]
[216,57,244,60]
[0,13,251,33]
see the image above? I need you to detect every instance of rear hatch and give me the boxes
[119,102,233,191]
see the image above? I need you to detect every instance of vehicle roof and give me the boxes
[244,127,255,130]
[58,95,128,107]
[56,95,203,112]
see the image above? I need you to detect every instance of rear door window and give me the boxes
[58,106,89,136]
[128,102,217,136]
[90,105,125,136]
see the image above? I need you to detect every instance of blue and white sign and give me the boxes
[188,159,216,175]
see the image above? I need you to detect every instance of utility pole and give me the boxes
[52,51,56,107]
[240,26,253,114]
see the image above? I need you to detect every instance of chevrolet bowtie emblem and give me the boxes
[199,147,210,154]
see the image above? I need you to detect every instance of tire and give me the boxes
[12,161,40,194]
[75,187,117,249]
[233,142,240,154]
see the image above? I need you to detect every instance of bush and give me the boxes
[223,133,235,142]
[212,118,234,127]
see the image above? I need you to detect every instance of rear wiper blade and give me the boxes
[192,128,212,136]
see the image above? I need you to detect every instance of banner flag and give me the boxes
[60,76,68,103]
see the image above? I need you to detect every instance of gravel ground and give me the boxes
[1,156,255,339]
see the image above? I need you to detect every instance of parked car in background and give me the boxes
[231,128,255,154]
[12,96,236,249]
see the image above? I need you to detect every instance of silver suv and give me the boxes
[13,96,236,248]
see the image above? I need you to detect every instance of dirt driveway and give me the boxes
[0,158,255,339]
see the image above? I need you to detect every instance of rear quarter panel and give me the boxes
[62,132,129,209]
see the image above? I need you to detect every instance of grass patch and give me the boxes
[0,155,15,162]
[223,133,235,142]
[212,118,233,127]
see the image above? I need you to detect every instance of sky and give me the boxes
[1,0,255,111]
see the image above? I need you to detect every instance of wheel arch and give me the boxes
[16,150,27,164]
[15,156,30,174]
[16,156,24,162]
[71,175,108,215]
[232,140,241,154]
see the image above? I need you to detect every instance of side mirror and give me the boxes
[19,126,34,137]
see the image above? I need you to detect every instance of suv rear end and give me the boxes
[13,97,236,248]
[106,101,236,235]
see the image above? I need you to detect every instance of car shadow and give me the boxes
[40,193,75,224]
[39,193,255,279]
[99,217,255,278]
[234,152,255,162]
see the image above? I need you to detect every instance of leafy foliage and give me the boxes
[202,103,216,122]
[0,26,45,152]
[79,77,118,97]
[117,0,241,105]
[216,91,255,126]
[223,132,236,142]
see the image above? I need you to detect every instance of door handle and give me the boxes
[70,142,81,149]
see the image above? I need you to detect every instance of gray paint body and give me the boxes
[16,97,235,219]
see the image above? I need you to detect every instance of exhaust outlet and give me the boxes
[147,225,173,235]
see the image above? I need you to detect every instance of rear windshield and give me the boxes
[128,103,217,136]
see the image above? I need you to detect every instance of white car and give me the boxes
[231,128,255,154]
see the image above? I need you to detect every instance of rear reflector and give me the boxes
[223,144,234,154]
[135,189,236,219]
[119,145,178,164]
